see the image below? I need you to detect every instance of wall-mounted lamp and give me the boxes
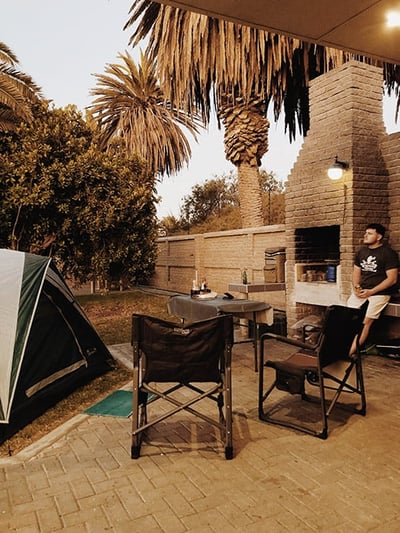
[327,156,349,180]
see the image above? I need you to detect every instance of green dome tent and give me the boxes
[0,249,114,443]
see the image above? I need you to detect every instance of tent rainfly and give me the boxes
[0,248,114,443]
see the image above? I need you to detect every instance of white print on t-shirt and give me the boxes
[360,255,378,272]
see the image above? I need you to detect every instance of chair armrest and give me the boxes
[260,331,318,351]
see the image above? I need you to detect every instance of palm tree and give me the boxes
[89,50,201,177]
[124,2,393,227]
[0,42,40,131]
[217,94,269,226]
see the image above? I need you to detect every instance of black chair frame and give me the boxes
[258,305,367,439]
[131,313,234,459]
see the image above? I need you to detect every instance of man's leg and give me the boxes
[347,293,366,356]
[349,295,390,356]
[350,317,374,356]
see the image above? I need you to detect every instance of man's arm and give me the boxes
[352,265,361,290]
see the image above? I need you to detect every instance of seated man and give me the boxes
[347,223,399,355]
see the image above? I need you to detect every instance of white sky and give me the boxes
[2,0,399,219]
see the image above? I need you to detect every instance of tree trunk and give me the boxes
[218,95,269,228]
[237,162,264,227]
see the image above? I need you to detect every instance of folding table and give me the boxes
[167,294,273,371]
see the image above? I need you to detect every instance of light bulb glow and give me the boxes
[386,11,400,28]
[327,167,343,180]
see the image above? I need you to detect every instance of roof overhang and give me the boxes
[156,1,400,65]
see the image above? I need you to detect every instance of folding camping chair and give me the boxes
[258,305,367,439]
[131,313,234,459]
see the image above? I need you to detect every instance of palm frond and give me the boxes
[0,41,19,66]
[125,1,399,138]
[0,42,42,130]
[89,50,202,176]
[0,104,20,130]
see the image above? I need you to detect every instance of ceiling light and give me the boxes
[386,10,400,28]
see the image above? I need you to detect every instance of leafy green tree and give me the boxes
[187,206,242,234]
[0,101,96,251]
[0,101,158,285]
[180,172,238,228]
[259,170,285,225]
[163,169,284,234]
[56,144,158,286]
[159,214,184,236]
[0,42,41,130]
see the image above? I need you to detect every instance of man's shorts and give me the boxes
[347,293,391,320]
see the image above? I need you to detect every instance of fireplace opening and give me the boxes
[295,225,340,263]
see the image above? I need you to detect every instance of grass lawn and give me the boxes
[0,287,176,457]
[77,287,175,344]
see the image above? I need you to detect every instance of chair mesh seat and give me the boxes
[259,305,367,439]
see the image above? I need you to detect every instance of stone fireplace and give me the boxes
[292,225,341,308]
[285,61,390,330]
[294,226,340,263]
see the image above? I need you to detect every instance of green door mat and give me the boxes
[84,390,132,417]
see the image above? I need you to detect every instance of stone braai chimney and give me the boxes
[285,61,389,329]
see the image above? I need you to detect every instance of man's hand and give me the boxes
[358,289,371,299]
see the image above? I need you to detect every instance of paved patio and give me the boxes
[0,337,399,532]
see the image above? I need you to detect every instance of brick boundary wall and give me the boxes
[151,225,287,310]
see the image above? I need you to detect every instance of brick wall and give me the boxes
[151,225,287,309]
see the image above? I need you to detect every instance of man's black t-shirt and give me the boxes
[355,245,399,294]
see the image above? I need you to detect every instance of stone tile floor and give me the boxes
[0,338,399,532]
